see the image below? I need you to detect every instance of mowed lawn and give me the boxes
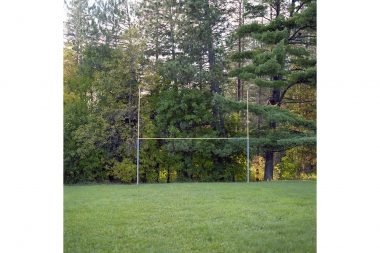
[64,181,316,253]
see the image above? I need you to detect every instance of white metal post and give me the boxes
[136,87,140,185]
[246,89,249,183]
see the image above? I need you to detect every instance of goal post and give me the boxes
[136,88,251,185]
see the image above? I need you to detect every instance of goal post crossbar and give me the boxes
[139,137,246,140]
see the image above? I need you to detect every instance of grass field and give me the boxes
[64,181,316,253]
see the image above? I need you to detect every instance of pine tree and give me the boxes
[137,0,181,62]
[94,0,133,47]
[230,0,316,180]
[65,0,94,62]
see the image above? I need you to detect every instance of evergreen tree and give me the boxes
[93,0,134,47]
[230,0,316,180]
[137,0,181,62]
[65,0,94,62]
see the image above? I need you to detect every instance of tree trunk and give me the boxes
[264,151,274,181]
[204,1,224,135]
[264,87,281,180]
[257,86,262,128]
[154,1,159,62]
[169,4,176,61]
[167,169,170,183]
[255,166,260,181]
[237,77,242,101]
[264,1,283,181]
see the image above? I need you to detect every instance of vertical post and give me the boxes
[246,88,249,183]
[136,87,140,185]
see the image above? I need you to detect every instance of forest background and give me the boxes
[64,0,317,184]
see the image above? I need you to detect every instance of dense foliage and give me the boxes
[64,0,316,184]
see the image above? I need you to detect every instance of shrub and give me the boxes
[111,159,136,183]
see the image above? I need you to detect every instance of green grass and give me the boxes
[64,181,316,253]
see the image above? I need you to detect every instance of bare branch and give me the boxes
[294,2,306,14]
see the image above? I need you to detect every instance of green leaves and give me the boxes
[255,57,282,76]
[292,1,316,28]
[63,0,317,183]
[110,158,137,183]
[288,67,316,86]
[253,79,288,89]
[277,136,316,147]
[236,22,262,37]
[228,0,316,170]
[253,29,289,45]
[154,88,214,134]
[213,94,316,130]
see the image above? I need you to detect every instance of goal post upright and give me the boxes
[136,87,140,185]
[246,88,250,183]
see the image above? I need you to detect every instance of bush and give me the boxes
[278,147,317,180]
[110,159,136,183]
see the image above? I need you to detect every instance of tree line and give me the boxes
[64,0,316,184]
